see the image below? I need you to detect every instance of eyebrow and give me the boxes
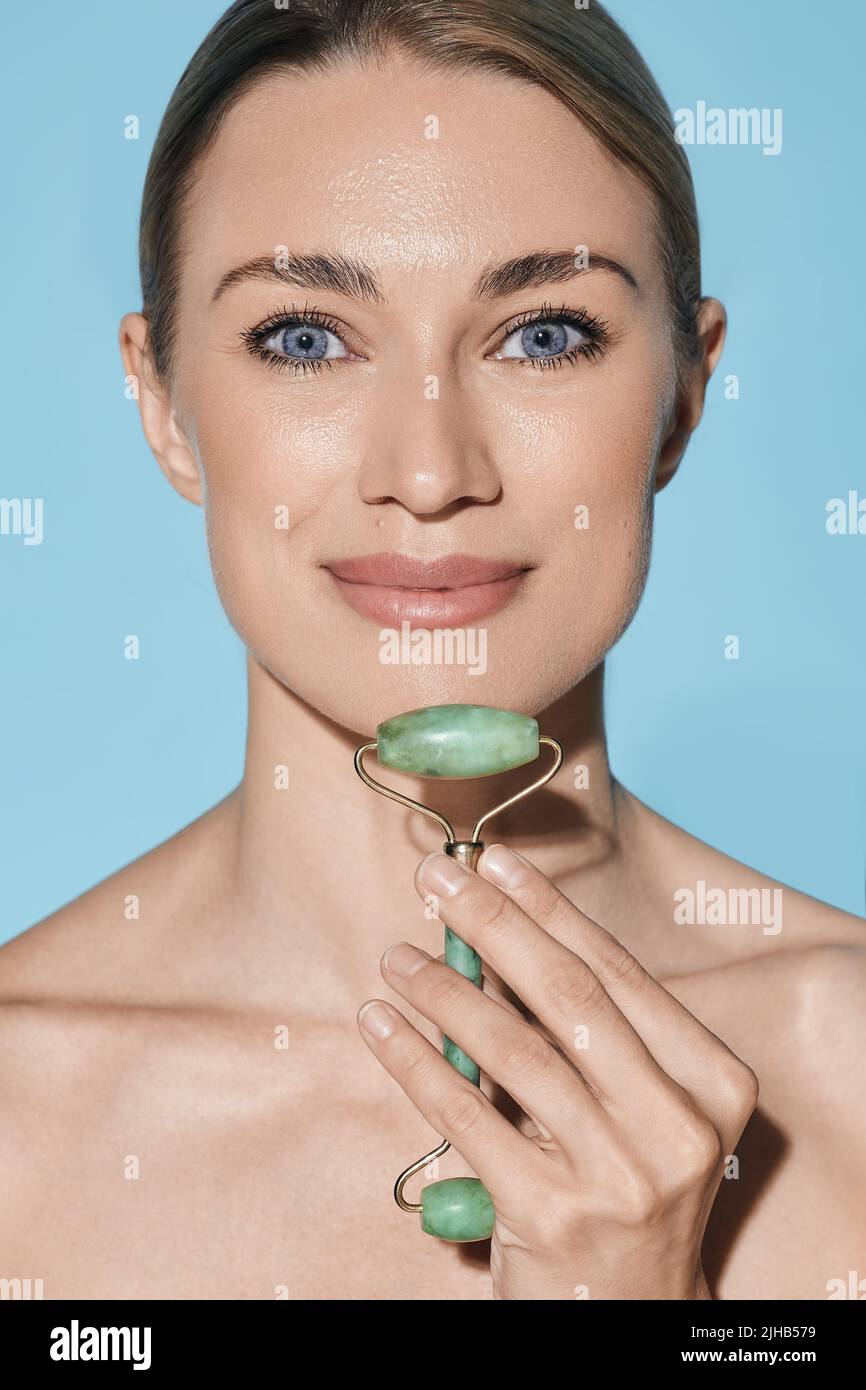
[472,249,638,299]
[211,248,638,305]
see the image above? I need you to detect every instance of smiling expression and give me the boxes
[133,50,706,733]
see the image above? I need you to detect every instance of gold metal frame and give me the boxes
[353,734,563,1212]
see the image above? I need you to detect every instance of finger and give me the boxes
[434,952,582,1141]
[380,941,609,1149]
[474,845,758,1149]
[356,996,545,1206]
[437,951,544,1032]
[415,852,682,1133]
[436,951,514,1008]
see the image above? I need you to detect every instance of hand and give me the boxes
[357,844,759,1300]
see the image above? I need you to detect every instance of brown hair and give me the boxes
[139,0,702,380]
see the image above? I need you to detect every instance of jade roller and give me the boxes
[354,704,563,1243]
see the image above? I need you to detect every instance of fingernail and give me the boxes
[478,844,529,889]
[382,941,431,977]
[417,851,470,896]
[358,1001,394,1039]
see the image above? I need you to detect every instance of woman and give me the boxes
[2,0,863,1301]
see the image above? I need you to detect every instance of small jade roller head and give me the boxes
[353,704,563,1245]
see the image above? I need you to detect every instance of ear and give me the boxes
[118,312,202,505]
[655,297,727,493]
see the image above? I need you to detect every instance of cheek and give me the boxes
[196,385,350,520]
[490,364,665,640]
[571,388,660,625]
[190,385,360,636]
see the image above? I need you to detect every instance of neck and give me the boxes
[212,656,636,1004]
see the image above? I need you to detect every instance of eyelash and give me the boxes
[501,300,610,371]
[238,298,610,376]
[239,302,345,376]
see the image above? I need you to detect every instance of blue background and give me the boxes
[1,0,863,941]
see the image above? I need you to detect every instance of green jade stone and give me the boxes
[420,1177,495,1242]
[376,704,539,779]
[443,925,481,1084]
[435,937,494,1239]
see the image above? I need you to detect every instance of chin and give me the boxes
[252,623,604,742]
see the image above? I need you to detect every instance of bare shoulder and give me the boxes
[0,992,283,1282]
[0,794,244,1238]
[619,784,866,962]
[0,789,274,1268]
[0,792,239,1009]
[617,786,866,1128]
[670,939,866,1108]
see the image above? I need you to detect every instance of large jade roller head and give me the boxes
[377,704,540,779]
[353,704,563,1245]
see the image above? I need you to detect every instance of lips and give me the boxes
[323,552,532,625]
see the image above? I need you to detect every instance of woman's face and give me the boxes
[133,51,706,734]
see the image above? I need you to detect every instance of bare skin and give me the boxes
[1,666,864,1300]
[2,53,864,1300]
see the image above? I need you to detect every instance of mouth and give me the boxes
[322,552,533,625]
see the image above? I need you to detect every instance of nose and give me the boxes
[356,373,502,515]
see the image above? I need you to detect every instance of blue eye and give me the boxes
[497,317,588,361]
[263,322,348,362]
[490,302,610,370]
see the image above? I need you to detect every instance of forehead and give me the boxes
[180,50,662,302]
